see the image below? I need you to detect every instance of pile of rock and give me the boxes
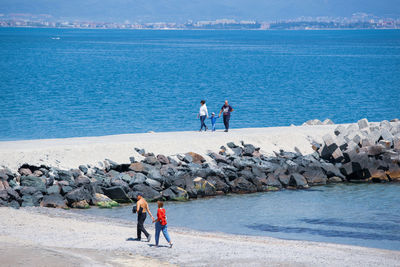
[313,118,400,182]
[0,119,399,209]
[302,119,335,126]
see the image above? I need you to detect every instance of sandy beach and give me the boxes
[0,125,339,171]
[2,124,400,266]
[0,207,399,267]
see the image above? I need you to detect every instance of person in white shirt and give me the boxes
[197,100,209,131]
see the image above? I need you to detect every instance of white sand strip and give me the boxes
[0,207,399,266]
[0,125,338,171]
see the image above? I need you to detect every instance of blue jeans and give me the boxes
[200,115,207,131]
[212,123,216,131]
[155,222,171,245]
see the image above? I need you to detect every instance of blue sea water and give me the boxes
[1,28,400,140]
[74,183,400,250]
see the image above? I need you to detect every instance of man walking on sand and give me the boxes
[136,193,154,242]
[219,100,234,132]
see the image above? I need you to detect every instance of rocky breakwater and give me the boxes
[313,118,400,182]
[0,119,399,209]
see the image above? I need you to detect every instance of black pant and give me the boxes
[200,115,207,131]
[137,212,149,240]
[223,114,230,130]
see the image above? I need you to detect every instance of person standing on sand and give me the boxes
[153,201,173,248]
[219,100,234,132]
[197,100,209,131]
[136,193,154,242]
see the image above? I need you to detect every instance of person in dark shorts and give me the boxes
[219,100,234,132]
[136,193,154,242]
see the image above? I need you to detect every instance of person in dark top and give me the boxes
[136,193,154,242]
[219,100,234,132]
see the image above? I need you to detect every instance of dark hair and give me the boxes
[200,100,206,104]
[157,201,164,208]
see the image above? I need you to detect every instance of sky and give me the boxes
[1,0,399,23]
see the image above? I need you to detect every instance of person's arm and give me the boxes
[145,202,154,220]
[230,106,234,112]
[154,209,161,223]
[205,106,209,118]
[136,202,140,213]
[219,107,223,117]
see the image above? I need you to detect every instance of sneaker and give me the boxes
[169,242,173,248]
[224,129,228,132]
[147,234,152,242]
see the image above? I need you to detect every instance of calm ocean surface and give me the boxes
[2,29,400,250]
[1,28,400,140]
[74,183,400,250]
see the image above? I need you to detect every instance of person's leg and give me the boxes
[225,114,230,130]
[223,115,228,131]
[141,213,150,238]
[199,116,205,131]
[155,222,161,246]
[212,123,216,131]
[137,214,144,240]
[161,224,171,243]
[138,213,149,239]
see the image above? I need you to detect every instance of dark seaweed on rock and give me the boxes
[0,119,399,209]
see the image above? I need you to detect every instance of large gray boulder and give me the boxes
[320,162,345,179]
[110,177,129,191]
[242,144,256,156]
[147,167,164,183]
[193,177,216,197]
[157,154,170,165]
[289,173,308,188]
[266,174,282,188]
[65,185,93,205]
[41,194,68,209]
[74,176,91,187]
[145,178,162,191]
[20,176,46,193]
[206,176,230,193]
[129,173,147,187]
[358,118,369,130]
[102,186,131,203]
[56,170,75,184]
[0,189,8,201]
[302,169,327,185]
[21,191,43,207]
[6,187,21,203]
[47,184,61,195]
[277,173,290,186]
[208,152,229,164]
[230,177,257,194]
[186,152,206,164]
[131,184,162,201]
[162,186,188,201]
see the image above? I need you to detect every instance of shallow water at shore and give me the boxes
[73,183,400,251]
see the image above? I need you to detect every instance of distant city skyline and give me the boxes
[0,0,399,23]
[1,13,399,30]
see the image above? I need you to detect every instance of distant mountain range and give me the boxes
[0,0,399,23]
